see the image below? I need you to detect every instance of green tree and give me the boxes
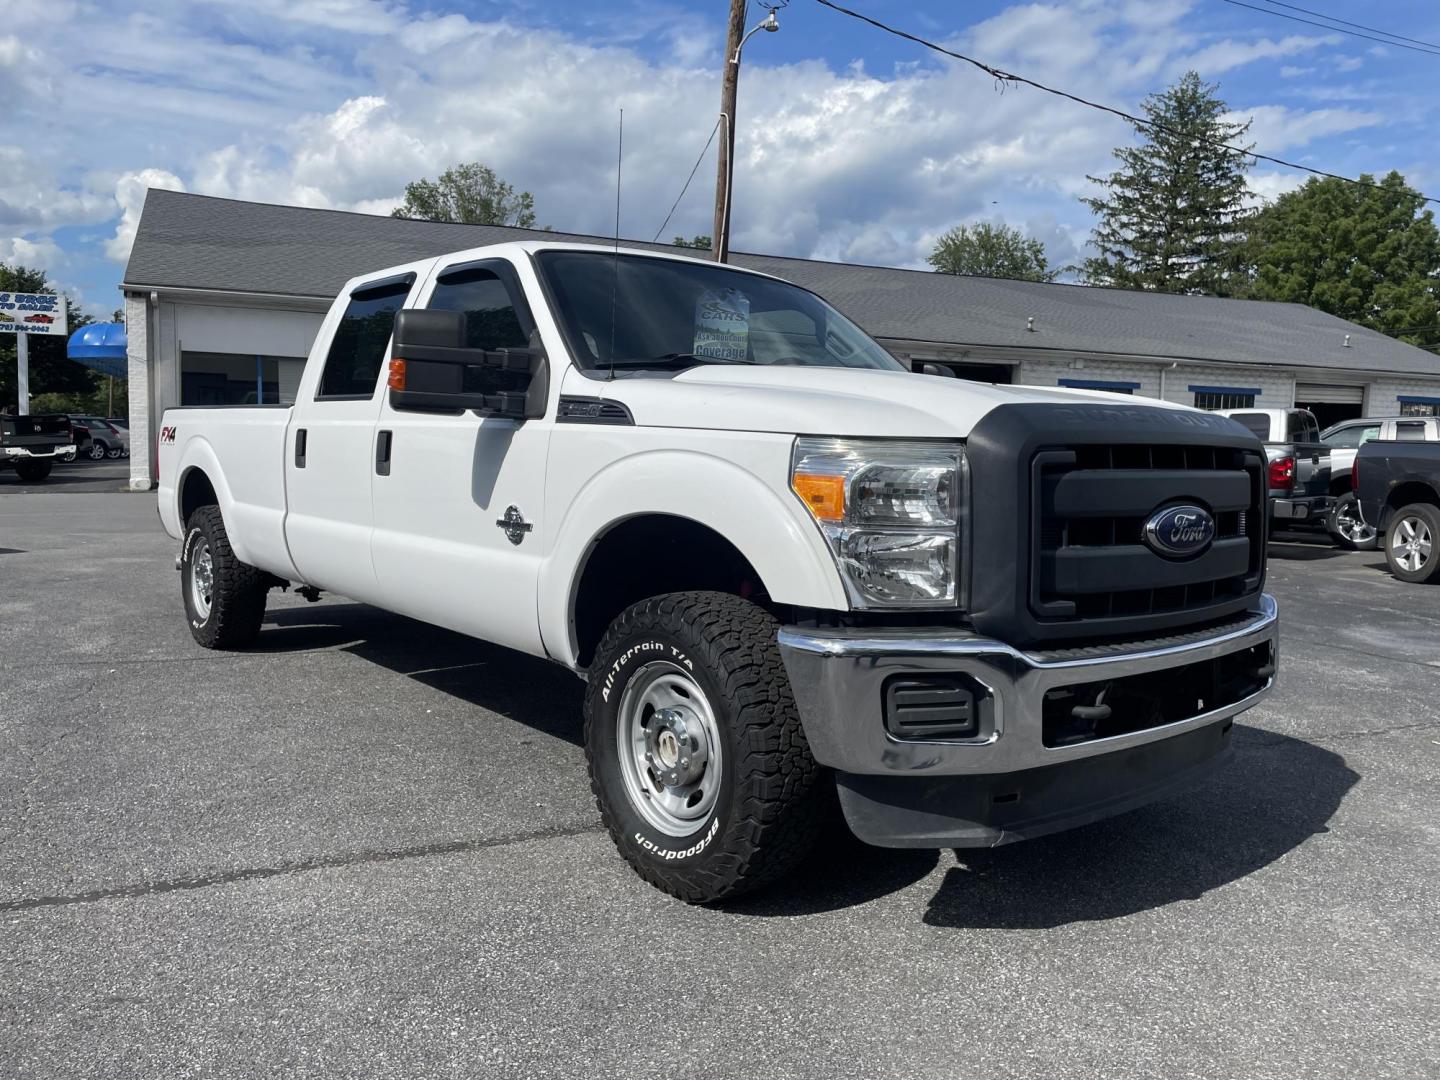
[671,235,712,250]
[0,264,97,414]
[1238,172,1440,350]
[1081,71,1252,294]
[391,163,537,227]
[927,222,1057,281]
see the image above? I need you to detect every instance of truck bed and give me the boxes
[156,406,297,579]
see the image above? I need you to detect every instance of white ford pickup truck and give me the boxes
[158,242,1279,902]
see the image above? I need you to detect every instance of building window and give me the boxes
[1191,385,1259,411]
[1398,397,1440,417]
[1058,378,1139,394]
[180,352,304,407]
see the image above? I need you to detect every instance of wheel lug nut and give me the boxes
[680,757,689,766]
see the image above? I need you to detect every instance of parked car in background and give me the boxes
[1320,417,1440,549]
[0,414,76,482]
[1355,439,1440,583]
[1217,408,1331,536]
[72,416,128,460]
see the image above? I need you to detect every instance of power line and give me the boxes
[653,115,722,242]
[812,0,1439,205]
[1218,0,1440,58]
[1261,0,1440,54]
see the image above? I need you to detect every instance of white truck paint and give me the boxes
[157,242,1280,902]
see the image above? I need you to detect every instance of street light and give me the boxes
[712,4,781,263]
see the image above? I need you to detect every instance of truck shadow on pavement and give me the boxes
[261,601,585,746]
[257,603,1357,926]
[917,727,1357,929]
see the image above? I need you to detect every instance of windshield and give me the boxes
[535,251,904,372]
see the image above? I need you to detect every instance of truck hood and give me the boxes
[568,365,1192,438]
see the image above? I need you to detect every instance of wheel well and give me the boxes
[572,515,769,669]
[1387,481,1440,513]
[1329,476,1352,497]
[179,467,218,525]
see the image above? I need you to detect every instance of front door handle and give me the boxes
[376,429,392,476]
[294,428,307,468]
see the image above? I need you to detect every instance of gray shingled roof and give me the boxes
[124,189,1440,378]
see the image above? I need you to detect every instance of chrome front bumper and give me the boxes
[778,594,1278,778]
[778,595,1278,847]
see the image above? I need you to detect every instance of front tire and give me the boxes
[1384,503,1440,584]
[584,591,828,903]
[181,505,269,648]
[1329,492,1377,550]
[61,449,77,463]
[14,459,52,482]
[87,442,105,461]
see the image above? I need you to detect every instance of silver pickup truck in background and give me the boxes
[1218,408,1332,536]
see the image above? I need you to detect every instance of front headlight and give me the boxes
[791,438,967,609]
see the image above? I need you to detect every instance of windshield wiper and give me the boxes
[605,352,758,369]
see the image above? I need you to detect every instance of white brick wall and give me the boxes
[1018,356,1295,409]
[1017,356,1162,398]
[1365,378,1440,416]
[123,293,152,492]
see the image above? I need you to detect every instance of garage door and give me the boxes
[1295,383,1364,404]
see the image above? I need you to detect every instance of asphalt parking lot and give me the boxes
[2,494,1437,1079]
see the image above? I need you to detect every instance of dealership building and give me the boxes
[121,189,1440,490]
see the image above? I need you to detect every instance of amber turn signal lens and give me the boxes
[387,358,407,391]
[792,473,846,522]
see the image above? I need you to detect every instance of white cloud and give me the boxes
[1279,65,1312,78]
[1333,55,1363,72]
[1173,33,1338,77]
[105,170,187,263]
[1229,105,1384,153]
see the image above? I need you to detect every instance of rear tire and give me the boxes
[1384,503,1440,584]
[14,459,52,482]
[106,446,123,460]
[1328,492,1377,550]
[61,449,77,463]
[181,505,269,648]
[584,591,829,903]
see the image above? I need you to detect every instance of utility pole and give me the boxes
[711,0,747,263]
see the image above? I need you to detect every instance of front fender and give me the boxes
[538,448,848,668]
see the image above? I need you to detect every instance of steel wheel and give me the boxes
[189,538,215,622]
[615,660,724,837]
[1390,515,1432,573]
[1334,499,1376,547]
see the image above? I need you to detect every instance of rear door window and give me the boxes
[317,276,415,399]
[1228,413,1271,439]
[1395,421,1428,442]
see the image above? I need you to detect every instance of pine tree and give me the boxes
[1081,72,1252,294]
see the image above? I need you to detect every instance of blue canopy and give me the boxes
[67,323,129,380]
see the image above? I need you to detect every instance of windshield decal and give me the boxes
[693,289,751,362]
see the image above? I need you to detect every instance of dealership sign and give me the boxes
[0,292,68,337]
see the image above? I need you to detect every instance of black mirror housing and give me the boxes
[388,309,548,419]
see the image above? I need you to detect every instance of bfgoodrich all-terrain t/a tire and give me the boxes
[181,505,270,648]
[585,591,829,904]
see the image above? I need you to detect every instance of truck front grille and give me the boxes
[1031,444,1266,628]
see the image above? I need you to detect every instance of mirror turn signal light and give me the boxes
[792,473,845,522]
[387,358,407,391]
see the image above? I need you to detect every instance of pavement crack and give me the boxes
[0,821,603,914]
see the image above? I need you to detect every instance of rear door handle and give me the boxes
[376,429,392,476]
[294,428,307,468]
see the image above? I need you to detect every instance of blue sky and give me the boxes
[3,0,1438,317]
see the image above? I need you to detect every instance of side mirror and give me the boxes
[388,308,548,419]
[917,362,957,378]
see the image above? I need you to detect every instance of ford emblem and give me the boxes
[1144,504,1215,558]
